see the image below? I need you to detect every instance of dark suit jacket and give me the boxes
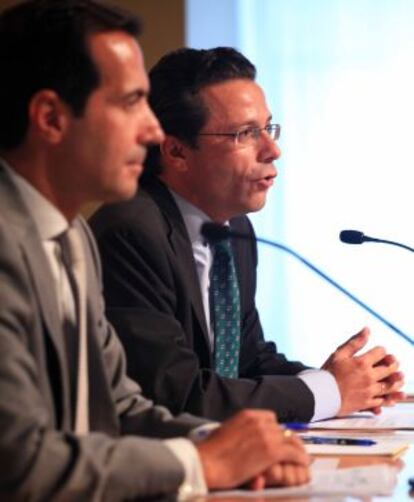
[0,165,208,501]
[90,176,315,423]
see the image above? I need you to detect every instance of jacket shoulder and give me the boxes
[231,214,255,232]
[89,187,165,240]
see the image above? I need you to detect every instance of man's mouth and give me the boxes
[127,148,147,167]
[251,174,276,189]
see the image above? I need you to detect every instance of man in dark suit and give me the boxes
[0,3,310,500]
[91,47,404,423]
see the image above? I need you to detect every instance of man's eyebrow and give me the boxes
[121,88,148,101]
[231,114,274,129]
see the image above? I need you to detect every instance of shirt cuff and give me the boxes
[164,438,207,500]
[189,422,220,442]
[298,369,341,421]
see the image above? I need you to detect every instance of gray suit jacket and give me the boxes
[0,164,207,501]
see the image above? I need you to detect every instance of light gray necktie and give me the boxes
[57,227,89,434]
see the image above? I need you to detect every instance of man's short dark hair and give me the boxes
[145,47,256,176]
[0,0,141,151]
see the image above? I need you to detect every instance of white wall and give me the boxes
[187,0,414,389]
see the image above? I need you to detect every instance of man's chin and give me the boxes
[103,180,140,204]
[244,198,267,215]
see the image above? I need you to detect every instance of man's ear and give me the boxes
[28,90,69,144]
[160,135,189,172]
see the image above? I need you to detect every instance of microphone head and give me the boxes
[200,222,231,244]
[340,230,365,244]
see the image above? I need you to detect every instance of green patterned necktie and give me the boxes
[210,239,241,378]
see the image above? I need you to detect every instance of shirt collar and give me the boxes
[170,189,213,246]
[2,159,69,240]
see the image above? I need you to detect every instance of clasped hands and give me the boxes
[196,410,310,491]
[322,326,405,416]
[195,327,404,492]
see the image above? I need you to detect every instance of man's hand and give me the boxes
[322,327,405,416]
[247,462,311,490]
[196,410,310,490]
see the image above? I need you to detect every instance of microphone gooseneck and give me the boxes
[340,229,414,253]
[201,222,414,347]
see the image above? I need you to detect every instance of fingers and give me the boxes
[247,474,266,490]
[360,382,402,407]
[334,327,370,358]
[322,327,403,417]
[265,463,311,487]
[357,348,403,376]
[372,362,400,382]
[361,390,405,411]
[355,345,387,366]
[248,461,311,490]
[382,371,405,391]
[341,372,405,415]
[322,328,370,370]
[381,391,406,406]
[377,373,405,394]
[197,409,310,490]
[282,464,310,486]
[368,405,382,415]
[274,442,310,466]
[376,354,397,367]
[362,396,384,410]
[372,371,405,405]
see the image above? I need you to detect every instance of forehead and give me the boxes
[88,30,149,92]
[199,79,270,128]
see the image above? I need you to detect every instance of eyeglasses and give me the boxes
[198,123,281,146]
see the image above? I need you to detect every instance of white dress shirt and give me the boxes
[3,162,207,500]
[171,190,341,421]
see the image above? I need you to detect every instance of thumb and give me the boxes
[334,327,370,359]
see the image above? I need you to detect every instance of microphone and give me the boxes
[340,229,414,254]
[201,222,414,347]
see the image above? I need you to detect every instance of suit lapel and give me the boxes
[21,234,65,354]
[77,219,119,434]
[170,226,210,341]
[142,178,211,347]
[230,220,244,314]
[0,164,72,427]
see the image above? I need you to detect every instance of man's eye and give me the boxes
[238,127,255,138]
[124,97,139,107]
[122,92,145,108]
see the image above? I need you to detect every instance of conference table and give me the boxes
[202,401,414,501]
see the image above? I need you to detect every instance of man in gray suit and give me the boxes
[0,0,309,500]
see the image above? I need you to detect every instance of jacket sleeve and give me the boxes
[0,219,187,502]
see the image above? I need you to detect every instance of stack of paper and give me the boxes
[304,438,408,456]
[310,408,414,430]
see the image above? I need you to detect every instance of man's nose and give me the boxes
[258,131,281,163]
[142,105,165,146]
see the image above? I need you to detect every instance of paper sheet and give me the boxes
[208,461,398,498]
[309,411,414,430]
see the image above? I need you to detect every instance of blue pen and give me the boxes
[302,436,376,446]
[284,422,309,431]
